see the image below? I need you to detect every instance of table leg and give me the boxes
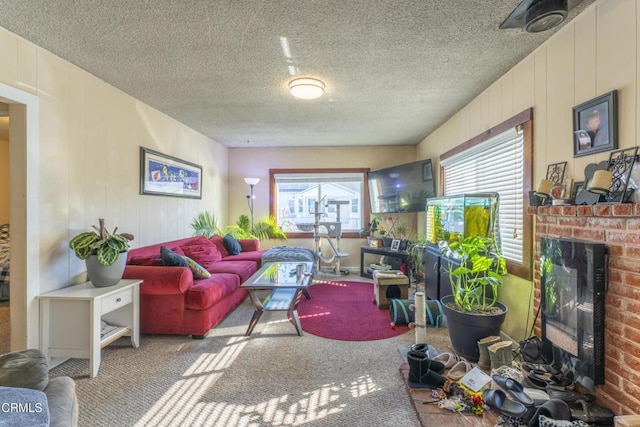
[290,309,303,336]
[245,290,265,336]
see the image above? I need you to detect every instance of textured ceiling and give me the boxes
[0,0,593,148]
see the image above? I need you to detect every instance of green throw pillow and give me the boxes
[182,256,211,279]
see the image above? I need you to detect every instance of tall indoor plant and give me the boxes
[69,218,134,287]
[440,235,508,361]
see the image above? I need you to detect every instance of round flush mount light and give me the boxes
[525,0,568,33]
[288,78,325,100]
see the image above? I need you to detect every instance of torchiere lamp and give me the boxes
[244,177,260,230]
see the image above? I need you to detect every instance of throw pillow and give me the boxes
[0,349,49,391]
[210,234,230,257]
[160,246,188,268]
[182,256,211,279]
[223,234,242,255]
[181,237,222,270]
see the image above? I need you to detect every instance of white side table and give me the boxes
[38,279,141,377]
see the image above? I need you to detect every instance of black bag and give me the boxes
[519,336,546,363]
[389,298,443,328]
[517,303,548,363]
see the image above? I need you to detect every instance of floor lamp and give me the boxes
[244,177,260,230]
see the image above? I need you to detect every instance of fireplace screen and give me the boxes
[540,237,607,390]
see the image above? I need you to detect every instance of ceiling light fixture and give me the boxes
[524,0,567,33]
[288,78,325,100]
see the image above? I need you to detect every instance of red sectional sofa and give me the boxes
[122,235,266,338]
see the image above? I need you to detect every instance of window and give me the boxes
[440,110,532,280]
[271,169,368,235]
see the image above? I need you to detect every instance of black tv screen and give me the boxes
[368,159,436,214]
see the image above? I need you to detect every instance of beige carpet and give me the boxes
[49,281,452,427]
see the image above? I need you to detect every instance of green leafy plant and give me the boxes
[225,214,287,241]
[443,236,507,313]
[191,211,222,238]
[69,218,134,266]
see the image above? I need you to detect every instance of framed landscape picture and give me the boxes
[140,147,203,199]
[573,90,618,157]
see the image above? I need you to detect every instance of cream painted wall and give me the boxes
[228,146,423,267]
[415,0,630,340]
[0,26,228,348]
[0,139,8,224]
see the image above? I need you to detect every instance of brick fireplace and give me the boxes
[529,203,640,415]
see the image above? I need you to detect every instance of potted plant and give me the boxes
[69,218,134,287]
[225,214,287,241]
[191,211,222,238]
[440,235,508,361]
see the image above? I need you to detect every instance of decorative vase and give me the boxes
[85,252,127,287]
[441,295,507,362]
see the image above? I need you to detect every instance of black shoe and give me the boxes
[407,351,447,389]
[526,399,570,427]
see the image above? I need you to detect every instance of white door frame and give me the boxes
[0,81,40,350]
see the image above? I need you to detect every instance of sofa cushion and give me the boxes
[210,234,230,257]
[182,256,211,279]
[161,246,188,268]
[223,234,242,255]
[185,273,240,310]
[208,260,257,282]
[180,236,222,270]
[0,349,49,391]
[0,386,50,426]
[45,376,79,427]
[127,254,163,266]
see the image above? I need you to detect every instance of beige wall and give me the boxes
[416,0,631,340]
[0,139,7,224]
[0,26,228,347]
[228,146,422,264]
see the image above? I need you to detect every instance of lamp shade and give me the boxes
[244,177,260,186]
[288,78,325,100]
[535,179,553,197]
[587,170,613,195]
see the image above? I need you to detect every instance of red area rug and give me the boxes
[295,280,410,341]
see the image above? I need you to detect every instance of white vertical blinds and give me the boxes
[441,128,524,263]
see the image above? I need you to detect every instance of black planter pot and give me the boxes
[441,295,507,362]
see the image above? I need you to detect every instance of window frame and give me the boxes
[269,168,371,238]
[439,109,533,280]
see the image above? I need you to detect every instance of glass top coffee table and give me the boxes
[240,261,314,336]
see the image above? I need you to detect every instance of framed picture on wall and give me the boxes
[390,239,401,252]
[573,90,618,158]
[140,147,203,199]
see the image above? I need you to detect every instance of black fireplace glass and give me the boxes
[540,237,607,391]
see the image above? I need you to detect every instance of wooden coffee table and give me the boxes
[241,261,314,336]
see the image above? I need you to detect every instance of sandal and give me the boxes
[493,374,535,407]
[526,398,570,427]
[433,352,464,369]
[482,389,527,418]
[569,399,615,424]
[447,360,473,381]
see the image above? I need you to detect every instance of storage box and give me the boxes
[615,415,640,427]
[372,270,409,309]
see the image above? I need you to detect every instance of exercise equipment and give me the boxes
[314,199,349,276]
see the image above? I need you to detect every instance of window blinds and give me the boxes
[441,128,524,263]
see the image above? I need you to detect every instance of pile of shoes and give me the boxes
[483,373,615,426]
[406,343,616,426]
[406,344,475,389]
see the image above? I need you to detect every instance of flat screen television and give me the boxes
[368,159,435,214]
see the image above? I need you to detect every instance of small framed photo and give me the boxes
[573,90,618,157]
[140,147,203,199]
[571,181,585,204]
[390,239,401,252]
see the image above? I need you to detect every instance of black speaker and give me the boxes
[525,0,568,33]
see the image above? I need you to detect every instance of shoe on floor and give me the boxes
[482,388,527,418]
